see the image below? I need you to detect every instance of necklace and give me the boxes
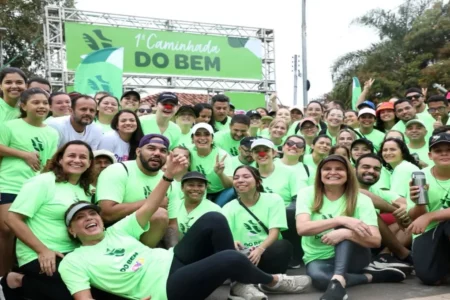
[431,167,450,205]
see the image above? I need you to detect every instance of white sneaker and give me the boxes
[258,274,311,294]
[228,282,268,300]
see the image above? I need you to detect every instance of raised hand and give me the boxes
[364,78,375,90]
[164,152,189,179]
[433,116,443,129]
[214,154,227,175]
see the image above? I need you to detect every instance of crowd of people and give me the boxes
[0,66,449,300]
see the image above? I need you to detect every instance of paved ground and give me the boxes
[207,269,450,300]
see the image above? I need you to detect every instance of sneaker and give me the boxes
[320,279,348,300]
[363,266,406,283]
[370,253,413,272]
[258,274,311,294]
[288,258,302,269]
[228,283,268,300]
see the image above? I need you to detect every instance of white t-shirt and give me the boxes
[98,130,130,162]
[47,116,103,150]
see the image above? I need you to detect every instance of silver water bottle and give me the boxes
[412,171,429,205]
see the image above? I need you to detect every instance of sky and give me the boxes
[75,0,406,108]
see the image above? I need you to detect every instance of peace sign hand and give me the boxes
[214,154,227,175]
[164,152,189,179]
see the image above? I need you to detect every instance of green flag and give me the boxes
[351,77,362,110]
[74,47,124,98]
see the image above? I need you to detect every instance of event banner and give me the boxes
[65,22,263,80]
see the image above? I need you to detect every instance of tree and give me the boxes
[0,0,74,76]
[330,0,450,106]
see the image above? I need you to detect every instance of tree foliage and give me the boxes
[0,0,74,76]
[330,0,450,106]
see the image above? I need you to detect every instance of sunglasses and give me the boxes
[194,132,211,137]
[285,140,305,148]
[138,109,152,113]
[406,95,422,100]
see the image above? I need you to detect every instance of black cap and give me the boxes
[429,133,450,151]
[240,136,257,148]
[230,103,235,109]
[181,171,208,184]
[246,110,262,119]
[175,105,195,117]
[157,92,178,105]
[121,90,141,101]
[351,138,374,152]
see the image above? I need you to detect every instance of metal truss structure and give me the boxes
[43,6,276,96]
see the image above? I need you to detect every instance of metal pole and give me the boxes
[301,0,308,107]
[0,27,6,68]
[293,55,298,106]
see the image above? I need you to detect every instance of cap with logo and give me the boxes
[191,123,214,135]
[240,136,257,148]
[250,138,277,151]
[429,133,450,150]
[357,100,375,110]
[175,105,195,117]
[358,108,376,118]
[139,134,170,148]
[65,203,101,226]
[181,171,209,184]
[121,90,141,101]
[93,150,117,164]
[246,110,262,119]
[405,119,426,128]
[157,92,179,106]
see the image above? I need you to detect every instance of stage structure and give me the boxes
[43,6,276,100]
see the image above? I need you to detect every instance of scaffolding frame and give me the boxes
[43,6,276,96]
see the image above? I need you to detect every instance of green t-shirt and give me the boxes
[325,129,337,145]
[223,193,287,247]
[391,113,435,144]
[59,213,174,300]
[261,163,306,206]
[407,166,450,239]
[9,172,89,266]
[0,98,19,125]
[95,120,113,134]
[214,130,241,156]
[390,160,420,198]
[178,132,193,148]
[139,115,181,149]
[230,156,256,173]
[287,121,300,136]
[177,199,221,238]
[96,161,179,219]
[356,128,385,152]
[408,143,434,167]
[370,167,391,190]
[189,147,233,193]
[274,159,313,186]
[296,186,378,264]
[368,186,400,213]
[302,154,319,177]
[0,119,59,194]
[215,116,231,132]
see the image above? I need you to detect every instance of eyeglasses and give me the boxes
[427,107,447,114]
[406,95,422,100]
[138,109,152,113]
[194,132,211,137]
[285,140,305,148]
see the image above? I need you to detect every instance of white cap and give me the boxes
[250,138,277,150]
[358,108,376,118]
[191,123,214,135]
[290,105,303,112]
[93,150,117,164]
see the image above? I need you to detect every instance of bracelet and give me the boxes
[162,175,174,182]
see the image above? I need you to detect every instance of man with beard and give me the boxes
[47,95,103,150]
[229,136,257,171]
[215,114,250,156]
[96,134,182,248]
[212,94,231,131]
[140,92,181,149]
[355,154,413,271]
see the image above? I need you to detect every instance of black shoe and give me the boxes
[288,258,302,269]
[364,266,406,283]
[370,253,413,272]
[320,279,348,300]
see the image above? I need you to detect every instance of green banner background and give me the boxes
[224,92,266,110]
[65,22,263,80]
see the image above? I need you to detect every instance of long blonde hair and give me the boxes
[312,155,359,216]
[269,118,290,136]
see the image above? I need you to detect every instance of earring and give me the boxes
[73,233,77,238]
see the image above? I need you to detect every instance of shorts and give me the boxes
[380,213,396,226]
[0,193,17,205]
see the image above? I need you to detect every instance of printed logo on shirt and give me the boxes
[31,137,44,152]
[180,216,194,235]
[196,165,206,175]
[106,248,125,257]
[120,252,140,272]
[265,187,274,193]
[441,192,450,209]
[143,186,152,198]
[244,220,262,236]
[131,258,145,272]
[315,214,334,240]
[230,147,238,156]
[116,154,129,163]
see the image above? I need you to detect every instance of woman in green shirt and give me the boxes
[303,135,332,172]
[323,108,345,145]
[95,95,119,134]
[3,140,124,300]
[268,118,289,149]
[0,88,59,275]
[0,67,27,124]
[296,155,405,300]
[337,128,357,151]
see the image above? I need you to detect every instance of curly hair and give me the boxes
[110,109,144,160]
[42,140,95,195]
[379,138,420,171]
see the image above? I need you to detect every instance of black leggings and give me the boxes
[306,240,371,291]
[258,240,293,274]
[2,256,126,300]
[167,212,274,300]
[282,205,304,263]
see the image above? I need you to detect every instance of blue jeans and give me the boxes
[213,188,237,207]
[306,240,371,291]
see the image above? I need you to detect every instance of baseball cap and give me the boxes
[181,171,208,184]
[376,102,394,115]
[351,138,374,152]
[429,133,450,150]
[246,110,262,118]
[191,123,214,135]
[157,92,179,105]
[175,105,195,117]
[93,150,117,164]
[290,106,303,113]
[240,136,257,148]
[250,138,277,151]
[261,116,273,122]
[299,117,317,127]
[139,134,170,148]
[121,90,141,101]
[405,119,426,128]
[357,100,375,110]
[320,154,348,166]
[358,108,376,118]
[65,202,101,226]
[230,103,235,109]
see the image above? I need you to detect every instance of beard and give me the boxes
[357,174,379,186]
[139,154,165,172]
